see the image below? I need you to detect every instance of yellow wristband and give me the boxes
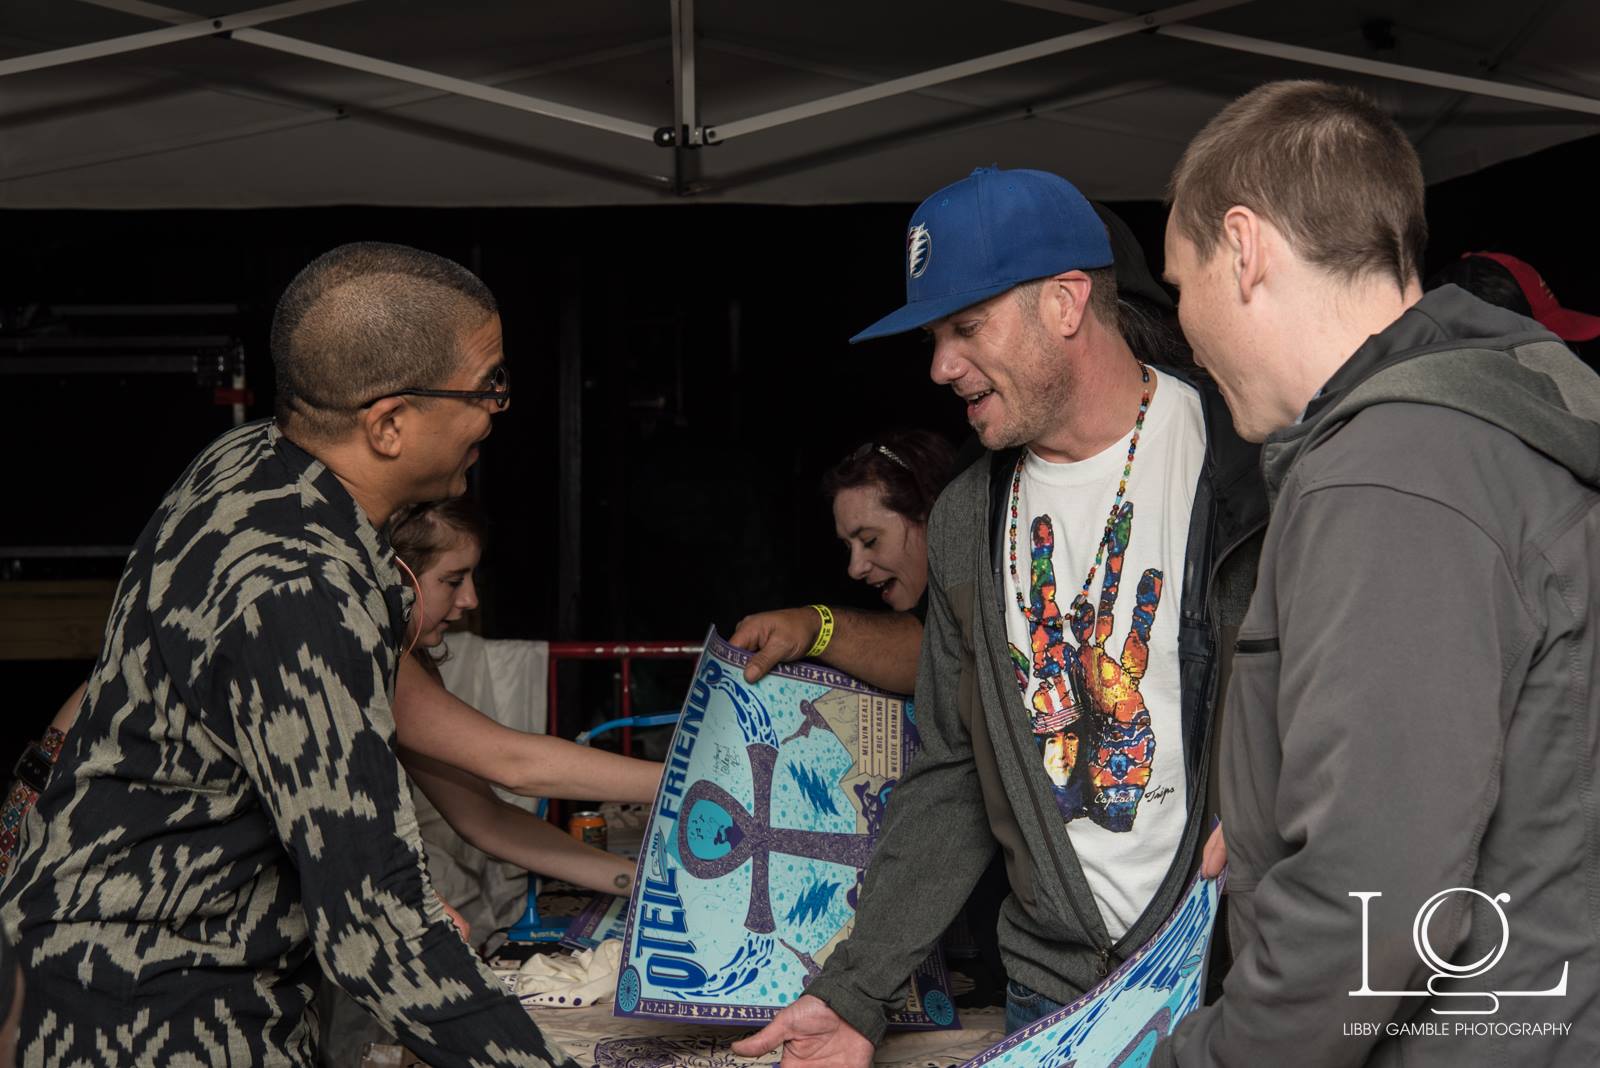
[806,604,835,658]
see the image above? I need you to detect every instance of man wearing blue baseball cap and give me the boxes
[735,166,1265,1066]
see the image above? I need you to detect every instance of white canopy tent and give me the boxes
[2,0,1598,208]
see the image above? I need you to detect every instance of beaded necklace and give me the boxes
[1009,363,1152,615]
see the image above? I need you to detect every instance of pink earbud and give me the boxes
[394,555,425,659]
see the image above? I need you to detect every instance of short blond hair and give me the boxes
[1167,80,1426,291]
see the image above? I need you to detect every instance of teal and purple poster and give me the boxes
[959,872,1221,1068]
[614,628,956,1029]
[563,893,628,951]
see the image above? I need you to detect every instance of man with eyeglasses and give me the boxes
[0,243,572,1067]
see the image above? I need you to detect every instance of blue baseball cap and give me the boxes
[851,166,1114,343]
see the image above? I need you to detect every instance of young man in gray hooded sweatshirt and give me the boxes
[1156,80,1600,1065]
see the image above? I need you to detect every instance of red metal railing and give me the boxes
[545,641,702,824]
[545,641,703,748]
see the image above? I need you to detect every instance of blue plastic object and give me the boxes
[573,711,680,746]
[505,713,678,943]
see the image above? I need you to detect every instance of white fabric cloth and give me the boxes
[412,634,551,942]
[1001,366,1203,938]
[435,631,549,740]
[514,941,623,1008]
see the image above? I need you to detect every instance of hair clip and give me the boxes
[876,445,910,470]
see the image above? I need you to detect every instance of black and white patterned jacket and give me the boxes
[0,420,574,1068]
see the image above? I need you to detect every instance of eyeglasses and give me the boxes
[359,364,511,410]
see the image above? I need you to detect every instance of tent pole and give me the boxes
[233,30,662,139]
[700,38,1192,145]
[62,5,666,130]
[1162,26,1600,117]
[694,75,1171,196]
[670,0,703,194]
[1006,0,1600,119]
[0,0,365,78]
[701,0,1254,143]
[66,0,662,141]
[0,96,672,195]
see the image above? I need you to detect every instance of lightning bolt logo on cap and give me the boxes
[852,167,1112,343]
[907,223,932,279]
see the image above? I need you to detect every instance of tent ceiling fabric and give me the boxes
[2,0,1598,207]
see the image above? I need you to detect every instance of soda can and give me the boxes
[569,810,607,852]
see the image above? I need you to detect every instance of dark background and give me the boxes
[3,131,1598,767]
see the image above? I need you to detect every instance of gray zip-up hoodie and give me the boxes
[1157,285,1600,1066]
[805,371,1266,1045]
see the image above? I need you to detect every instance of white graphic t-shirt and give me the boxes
[1001,366,1204,939]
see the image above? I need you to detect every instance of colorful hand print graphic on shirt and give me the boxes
[1009,502,1163,832]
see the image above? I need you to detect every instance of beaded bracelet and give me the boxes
[0,726,68,887]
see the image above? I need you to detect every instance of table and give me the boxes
[525,1001,1007,1068]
